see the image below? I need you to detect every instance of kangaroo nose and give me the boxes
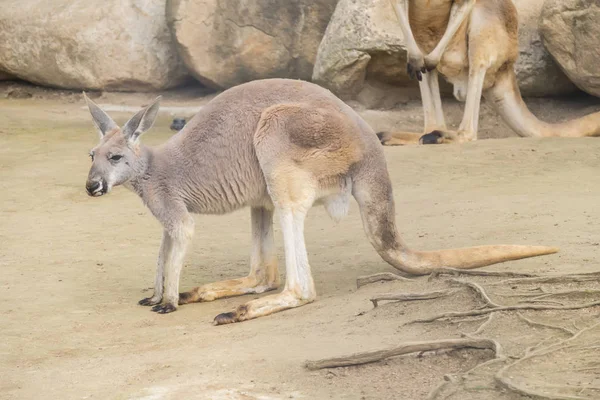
[86,180,103,196]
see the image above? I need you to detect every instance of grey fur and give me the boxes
[83,78,557,322]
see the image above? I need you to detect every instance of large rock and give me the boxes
[514,0,578,96]
[313,0,577,101]
[0,71,15,81]
[0,0,188,91]
[167,0,338,90]
[540,0,600,97]
[312,0,409,100]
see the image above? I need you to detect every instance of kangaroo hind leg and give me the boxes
[179,207,279,304]
[214,171,317,325]
[213,102,358,324]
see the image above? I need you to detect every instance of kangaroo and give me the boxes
[83,78,557,324]
[377,0,600,146]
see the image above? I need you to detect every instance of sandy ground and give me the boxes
[1,83,600,400]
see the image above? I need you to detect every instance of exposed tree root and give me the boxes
[489,272,600,286]
[370,289,456,308]
[517,312,575,336]
[357,271,600,399]
[356,272,412,288]
[495,322,600,400]
[470,312,496,336]
[428,267,537,280]
[409,300,600,323]
[402,279,600,323]
[449,279,502,308]
[530,289,600,301]
[304,338,501,370]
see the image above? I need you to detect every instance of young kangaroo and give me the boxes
[83,78,557,324]
[378,0,600,145]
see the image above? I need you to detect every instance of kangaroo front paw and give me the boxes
[138,296,161,306]
[424,55,439,71]
[407,54,427,81]
[151,303,177,314]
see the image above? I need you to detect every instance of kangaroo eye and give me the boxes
[110,154,123,161]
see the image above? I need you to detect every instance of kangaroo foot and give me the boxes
[420,130,474,145]
[151,303,177,314]
[420,130,445,144]
[376,131,422,146]
[138,296,161,306]
[179,276,279,305]
[213,290,313,325]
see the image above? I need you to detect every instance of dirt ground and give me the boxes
[1,82,600,400]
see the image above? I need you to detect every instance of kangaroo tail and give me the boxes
[485,68,600,138]
[352,161,558,276]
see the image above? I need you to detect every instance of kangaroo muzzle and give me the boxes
[86,178,107,197]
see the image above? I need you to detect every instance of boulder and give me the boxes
[540,0,600,97]
[513,0,578,97]
[312,0,409,100]
[167,0,338,90]
[0,0,188,91]
[0,71,15,81]
[313,0,577,101]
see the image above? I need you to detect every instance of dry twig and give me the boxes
[428,267,536,280]
[356,272,412,288]
[449,279,502,308]
[517,313,575,336]
[470,312,496,336]
[531,289,600,301]
[370,289,455,308]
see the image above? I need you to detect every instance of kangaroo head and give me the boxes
[83,93,161,197]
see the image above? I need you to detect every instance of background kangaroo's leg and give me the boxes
[421,66,487,144]
[139,230,171,306]
[378,0,435,146]
[179,207,280,304]
[427,70,446,131]
[455,66,487,142]
[390,0,427,79]
[379,70,447,146]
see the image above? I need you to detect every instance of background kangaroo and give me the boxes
[83,78,557,324]
[378,0,600,145]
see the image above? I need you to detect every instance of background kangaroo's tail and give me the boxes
[352,163,558,276]
[485,68,600,139]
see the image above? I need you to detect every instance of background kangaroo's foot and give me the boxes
[420,130,473,144]
[376,131,422,146]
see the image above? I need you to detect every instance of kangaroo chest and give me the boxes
[408,0,454,53]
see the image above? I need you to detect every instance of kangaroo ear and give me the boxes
[122,96,161,143]
[83,92,118,138]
